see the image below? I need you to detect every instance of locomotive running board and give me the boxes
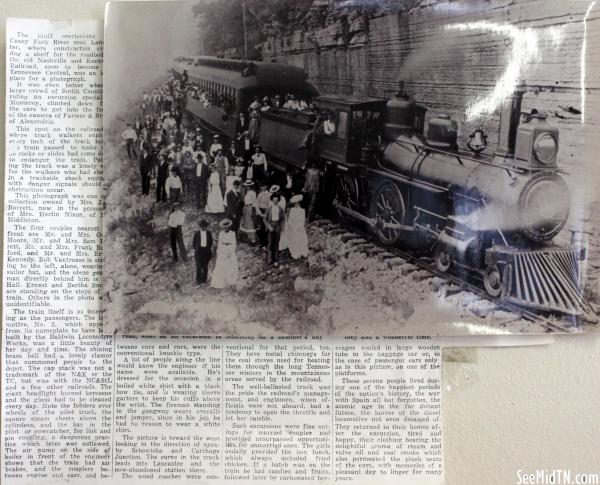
[333,202,414,231]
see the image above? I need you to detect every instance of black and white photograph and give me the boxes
[102,0,600,336]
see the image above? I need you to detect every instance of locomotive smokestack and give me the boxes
[496,87,526,158]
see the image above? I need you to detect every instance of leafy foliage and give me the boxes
[192,0,421,59]
[192,0,312,59]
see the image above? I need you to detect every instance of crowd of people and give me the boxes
[121,74,322,290]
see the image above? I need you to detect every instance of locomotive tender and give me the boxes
[174,57,588,318]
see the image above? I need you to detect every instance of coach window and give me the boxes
[337,111,348,140]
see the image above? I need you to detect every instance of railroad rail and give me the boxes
[310,216,593,334]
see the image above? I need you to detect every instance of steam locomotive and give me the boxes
[173,57,588,318]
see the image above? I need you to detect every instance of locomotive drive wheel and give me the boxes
[434,245,451,273]
[334,173,360,223]
[372,182,406,245]
[483,265,503,297]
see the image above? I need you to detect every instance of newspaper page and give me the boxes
[2,18,443,485]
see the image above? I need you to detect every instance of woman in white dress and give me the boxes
[271,186,288,251]
[210,219,238,289]
[286,195,309,259]
[205,164,225,214]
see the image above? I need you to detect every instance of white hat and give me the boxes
[290,194,303,204]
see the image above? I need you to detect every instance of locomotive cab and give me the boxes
[313,95,387,166]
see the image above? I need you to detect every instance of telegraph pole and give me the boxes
[242,0,248,60]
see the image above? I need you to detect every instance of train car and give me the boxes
[173,57,318,139]
[314,88,584,316]
[176,57,590,318]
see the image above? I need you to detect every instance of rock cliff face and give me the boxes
[260,0,600,183]
[258,0,600,298]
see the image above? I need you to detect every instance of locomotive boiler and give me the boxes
[370,88,581,315]
[173,58,588,318]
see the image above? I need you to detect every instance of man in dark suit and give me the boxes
[139,144,153,196]
[225,140,240,167]
[156,153,169,202]
[272,95,282,110]
[173,108,183,128]
[265,192,285,266]
[192,219,213,284]
[195,151,210,209]
[174,127,185,145]
[194,130,207,152]
[225,179,243,232]
[133,116,143,137]
[235,112,248,140]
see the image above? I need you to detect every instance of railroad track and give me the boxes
[310,216,589,334]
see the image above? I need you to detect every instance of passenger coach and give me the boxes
[173,56,318,139]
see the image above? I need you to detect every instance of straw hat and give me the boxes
[290,194,303,204]
[219,219,232,229]
[269,185,280,194]
[243,179,254,187]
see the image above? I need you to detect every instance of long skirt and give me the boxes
[206,184,224,213]
[253,164,266,184]
[211,250,238,288]
[169,187,181,204]
[287,222,309,259]
[278,217,288,251]
[239,205,258,243]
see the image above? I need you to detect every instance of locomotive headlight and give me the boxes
[533,133,558,165]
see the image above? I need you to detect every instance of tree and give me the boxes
[191,0,419,58]
[193,0,315,59]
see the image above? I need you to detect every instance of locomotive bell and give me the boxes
[427,114,458,149]
[467,128,488,155]
[515,110,559,167]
